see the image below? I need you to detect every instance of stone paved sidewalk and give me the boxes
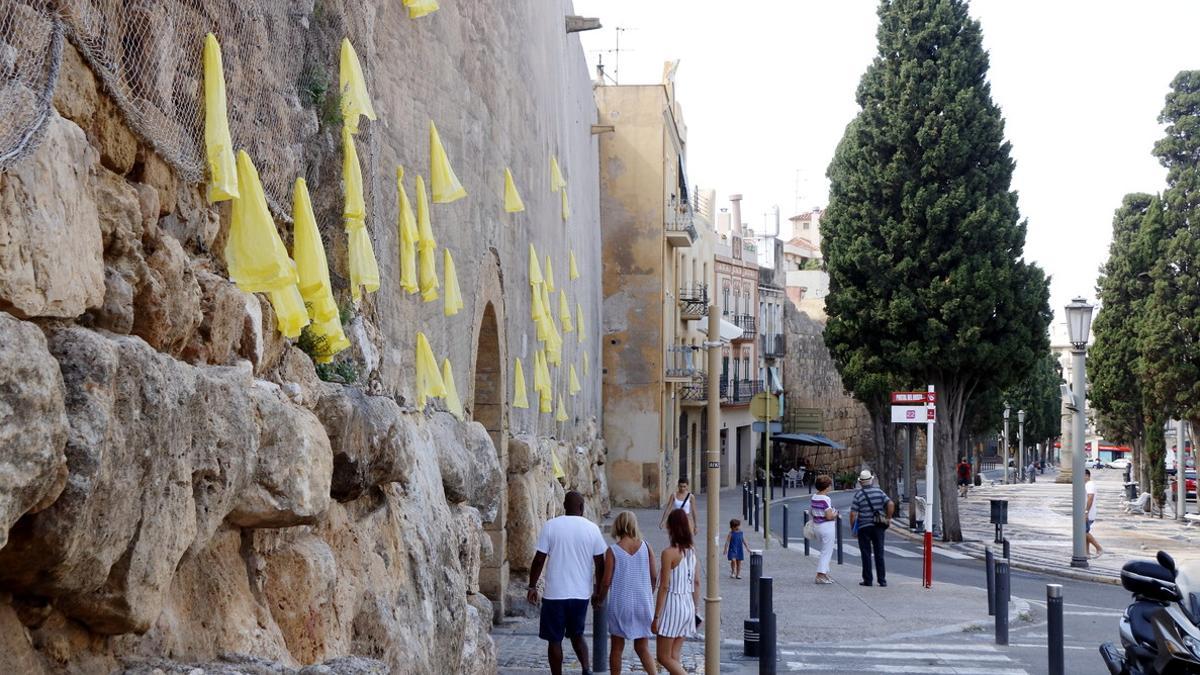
[897,467,1200,583]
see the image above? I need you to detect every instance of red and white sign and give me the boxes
[891,405,935,423]
[891,391,928,404]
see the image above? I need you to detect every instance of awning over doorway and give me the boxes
[771,432,846,450]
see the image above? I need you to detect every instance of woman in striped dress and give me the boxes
[599,511,657,675]
[652,508,699,675]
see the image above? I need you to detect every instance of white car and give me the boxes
[1106,458,1132,470]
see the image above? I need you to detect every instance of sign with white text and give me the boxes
[891,391,936,404]
[891,405,937,424]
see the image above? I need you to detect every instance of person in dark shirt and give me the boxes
[957,458,972,497]
[849,470,895,587]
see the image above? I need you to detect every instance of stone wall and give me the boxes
[0,1,605,673]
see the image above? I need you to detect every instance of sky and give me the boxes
[573,0,1200,321]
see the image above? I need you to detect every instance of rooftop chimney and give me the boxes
[729,193,743,237]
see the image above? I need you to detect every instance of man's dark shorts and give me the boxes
[957,478,970,487]
[1086,519,1095,533]
[539,598,589,642]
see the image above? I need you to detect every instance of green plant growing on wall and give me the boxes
[296,301,359,384]
[298,66,344,132]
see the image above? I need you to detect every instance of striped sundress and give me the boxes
[657,547,696,638]
[606,541,654,639]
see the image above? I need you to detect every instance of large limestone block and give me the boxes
[0,313,69,549]
[0,113,104,318]
[315,388,417,502]
[181,271,247,365]
[507,434,539,474]
[130,232,203,356]
[506,472,562,574]
[427,413,502,519]
[0,602,50,675]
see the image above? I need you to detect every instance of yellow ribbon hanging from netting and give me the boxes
[540,389,553,414]
[545,316,563,366]
[551,446,565,478]
[443,249,463,316]
[544,256,556,294]
[343,127,380,302]
[443,358,464,419]
[430,121,467,203]
[569,250,579,280]
[559,290,573,333]
[533,349,550,397]
[569,364,581,396]
[339,38,377,135]
[404,0,439,19]
[293,178,349,360]
[504,168,525,213]
[266,284,309,339]
[577,303,586,343]
[555,393,569,423]
[583,350,590,376]
[415,332,447,408]
[531,282,547,328]
[512,357,529,409]
[561,189,570,221]
[202,34,237,203]
[415,174,439,301]
[397,167,419,294]
[550,155,566,192]
[529,243,544,285]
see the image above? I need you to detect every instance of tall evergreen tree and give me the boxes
[823,0,1051,540]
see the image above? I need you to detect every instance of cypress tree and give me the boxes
[823,0,1050,540]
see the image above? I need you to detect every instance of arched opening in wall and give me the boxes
[472,302,507,621]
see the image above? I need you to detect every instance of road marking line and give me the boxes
[781,649,1011,662]
[1006,643,1091,650]
[784,663,1027,674]
[931,547,974,560]
[799,643,1001,653]
[1063,610,1122,617]
[885,545,923,558]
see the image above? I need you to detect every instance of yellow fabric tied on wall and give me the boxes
[429,121,467,203]
[551,447,565,478]
[545,318,562,366]
[583,350,590,376]
[397,167,419,294]
[531,282,546,326]
[414,332,447,408]
[292,178,349,359]
[555,393,569,423]
[443,249,463,316]
[442,358,464,420]
[569,364,581,396]
[550,155,566,193]
[404,0,439,19]
[268,284,309,339]
[504,168,525,213]
[512,358,529,409]
[534,349,550,396]
[544,256,555,294]
[202,34,237,203]
[415,175,439,302]
[540,389,553,415]
[577,303,585,343]
[569,250,580,280]
[561,189,570,221]
[529,243,544,286]
[339,39,376,135]
[540,282,553,328]
[558,290,573,333]
[343,127,380,302]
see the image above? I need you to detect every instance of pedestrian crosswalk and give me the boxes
[775,641,1029,674]
[787,538,973,560]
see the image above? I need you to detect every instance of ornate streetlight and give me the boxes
[1065,297,1094,568]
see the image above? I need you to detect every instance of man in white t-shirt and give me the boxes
[1084,469,1104,558]
[526,491,606,675]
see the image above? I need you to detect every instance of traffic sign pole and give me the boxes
[927,384,938,538]
[751,393,780,550]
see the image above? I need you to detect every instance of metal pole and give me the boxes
[764,411,772,549]
[836,513,844,565]
[1018,417,1025,483]
[1002,538,1010,563]
[704,303,722,673]
[1178,421,1187,521]
[759,577,776,675]
[994,558,1009,645]
[1003,411,1010,485]
[906,426,915,529]
[782,505,789,549]
[803,511,810,556]
[743,483,749,520]
[1047,584,1064,675]
[985,546,995,616]
[754,494,760,532]
[749,551,762,619]
[927,385,938,537]
[1071,347,1089,568]
[592,600,608,667]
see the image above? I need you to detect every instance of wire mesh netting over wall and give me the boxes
[1,0,362,221]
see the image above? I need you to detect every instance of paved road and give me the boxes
[744,480,1131,674]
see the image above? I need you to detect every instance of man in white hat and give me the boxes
[848,469,895,587]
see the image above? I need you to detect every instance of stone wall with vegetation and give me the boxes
[0,1,605,673]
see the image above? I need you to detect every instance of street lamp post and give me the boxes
[1018,410,1026,483]
[1065,297,1094,569]
[1003,405,1010,484]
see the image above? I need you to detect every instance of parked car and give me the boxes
[1106,458,1132,470]
[1170,470,1197,500]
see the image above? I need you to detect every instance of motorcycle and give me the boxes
[1100,551,1200,675]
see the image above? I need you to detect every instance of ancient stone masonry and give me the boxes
[0,1,606,673]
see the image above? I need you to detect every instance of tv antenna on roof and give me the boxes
[590,26,634,85]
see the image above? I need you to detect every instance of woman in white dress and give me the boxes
[658,479,697,534]
[600,511,657,675]
[652,508,699,675]
[811,474,838,584]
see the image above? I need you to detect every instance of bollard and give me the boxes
[743,484,749,520]
[782,477,787,498]
[592,599,608,667]
[803,512,810,556]
[1002,538,1010,564]
[1047,584,1064,675]
[985,546,995,616]
[836,514,844,565]
[994,558,1009,645]
[743,617,760,657]
[782,505,789,549]
[756,495,762,532]
[759,577,776,675]
[749,551,763,619]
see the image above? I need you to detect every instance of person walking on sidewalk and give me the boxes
[1085,469,1104,558]
[811,475,838,584]
[849,470,895,587]
[653,509,700,675]
[526,491,607,675]
[957,457,972,498]
[658,479,698,534]
[599,511,657,675]
[723,518,747,579]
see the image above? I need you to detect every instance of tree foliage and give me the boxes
[822,0,1051,540]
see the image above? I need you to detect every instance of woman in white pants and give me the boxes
[811,475,838,584]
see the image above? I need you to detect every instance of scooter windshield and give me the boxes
[1177,560,1200,625]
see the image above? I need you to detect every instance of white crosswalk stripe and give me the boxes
[776,642,1029,674]
[931,546,974,560]
[886,545,923,558]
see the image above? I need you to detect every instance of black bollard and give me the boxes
[1002,537,1010,563]
[1048,584,1064,675]
[755,495,761,532]
[985,546,995,616]
[836,514,844,565]
[782,505,789,548]
[743,484,749,520]
[803,512,810,556]
[995,558,1009,645]
[592,599,608,667]
[759,577,776,675]
[749,551,763,619]
[743,617,760,657]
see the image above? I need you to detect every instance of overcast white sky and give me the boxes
[574,0,1200,321]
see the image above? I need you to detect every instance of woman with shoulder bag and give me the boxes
[848,470,894,587]
[808,475,838,584]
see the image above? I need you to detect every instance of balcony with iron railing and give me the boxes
[678,284,708,321]
[680,373,709,406]
[665,195,697,247]
[665,343,702,382]
[731,314,756,340]
[719,378,762,404]
[760,333,786,358]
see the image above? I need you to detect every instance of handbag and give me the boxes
[803,519,817,540]
[869,490,890,530]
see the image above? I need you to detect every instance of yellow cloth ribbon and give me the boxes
[550,155,566,193]
[415,332,447,408]
[531,282,547,325]
[415,174,439,301]
[343,127,380,301]
[555,393,569,423]
[569,364,581,396]
[569,250,580,280]
[551,447,565,478]
[443,248,463,316]
[443,358,464,419]
[529,243,543,286]
[339,38,377,134]
[504,168,525,213]
[292,178,349,359]
[545,316,563,366]
[404,0,439,18]
[583,350,590,376]
[561,189,570,221]
[544,256,556,294]
[559,290,573,333]
[577,303,585,343]
[512,358,529,409]
[226,151,293,292]
[202,34,237,203]
[397,167,419,294]
[430,121,467,203]
[267,284,310,339]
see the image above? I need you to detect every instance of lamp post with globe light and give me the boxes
[1065,297,1094,568]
